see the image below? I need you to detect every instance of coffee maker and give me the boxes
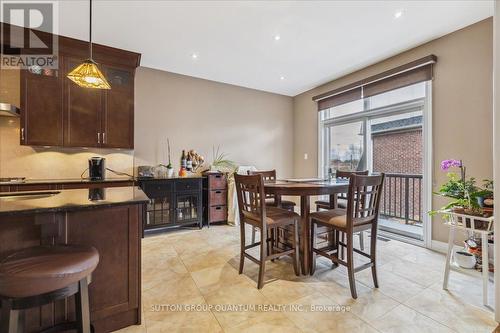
[89,157,106,180]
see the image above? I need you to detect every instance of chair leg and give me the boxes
[370,225,379,288]
[75,277,91,333]
[332,230,339,268]
[239,222,246,274]
[359,231,364,251]
[346,232,357,299]
[257,227,267,289]
[0,299,20,333]
[341,232,345,260]
[293,220,300,276]
[310,221,317,275]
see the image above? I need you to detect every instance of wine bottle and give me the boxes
[181,150,187,169]
[186,152,193,171]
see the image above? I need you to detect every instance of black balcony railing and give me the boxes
[380,173,423,225]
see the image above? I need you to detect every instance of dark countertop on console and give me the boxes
[0,186,148,216]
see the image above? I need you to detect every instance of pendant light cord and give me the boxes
[89,0,93,60]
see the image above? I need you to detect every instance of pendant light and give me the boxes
[67,0,111,89]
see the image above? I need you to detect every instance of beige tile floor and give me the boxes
[118,225,497,333]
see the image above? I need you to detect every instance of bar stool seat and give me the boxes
[0,245,99,298]
[0,245,99,333]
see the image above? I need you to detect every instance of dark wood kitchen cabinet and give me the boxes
[15,22,141,149]
[101,66,134,149]
[20,69,63,146]
[0,203,143,332]
[63,57,103,148]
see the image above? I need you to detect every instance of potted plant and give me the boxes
[209,145,237,174]
[158,139,175,178]
[476,179,494,209]
[430,159,493,218]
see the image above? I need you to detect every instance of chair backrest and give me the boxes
[345,173,385,230]
[337,170,369,199]
[234,173,267,228]
[247,170,276,200]
[336,170,369,179]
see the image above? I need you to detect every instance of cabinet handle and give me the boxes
[21,128,25,141]
[215,190,222,194]
[97,132,101,144]
[102,132,106,144]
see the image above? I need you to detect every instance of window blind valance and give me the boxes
[313,55,437,111]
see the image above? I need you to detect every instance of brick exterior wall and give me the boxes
[372,128,423,223]
[372,128,422,174]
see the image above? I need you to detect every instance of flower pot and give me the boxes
[454,250,476,269]
[166,168,174,178]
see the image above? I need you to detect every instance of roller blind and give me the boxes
[313,55,437,111]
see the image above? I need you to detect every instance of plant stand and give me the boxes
[440,210,494,307]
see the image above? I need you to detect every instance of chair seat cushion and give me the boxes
[243,206,300,227]
[0,245,99,298]
[310,208,348,229]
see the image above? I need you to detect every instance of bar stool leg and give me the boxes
[75,277,91,333]
[310,221,317,275]
[0,300,20,333]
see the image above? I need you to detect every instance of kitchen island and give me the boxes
[0,187,148,332]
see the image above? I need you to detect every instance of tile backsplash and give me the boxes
[0,117,134,179]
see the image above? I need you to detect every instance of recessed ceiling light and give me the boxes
[394,10,403,19]
[274,35,281,41]
[191,53,198,59]
[280,76,285,81]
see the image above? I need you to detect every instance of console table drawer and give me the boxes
[141,181,173,198]
[175,179,201,192]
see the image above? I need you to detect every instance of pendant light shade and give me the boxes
[67,59,111,89]
[66,0,111,89]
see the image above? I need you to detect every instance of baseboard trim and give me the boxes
[431,240,462,254]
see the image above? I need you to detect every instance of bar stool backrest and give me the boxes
[346,173,385,230]
[234,173,267,229]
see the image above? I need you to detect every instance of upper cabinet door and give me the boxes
[101,66,134,149]
[20,68,63,146]
[63,58,103,148]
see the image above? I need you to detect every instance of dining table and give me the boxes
[264,178,350,275]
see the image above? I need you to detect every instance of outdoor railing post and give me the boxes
[404,176,410,224]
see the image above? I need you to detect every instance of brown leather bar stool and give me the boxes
[0,245,99,333]
[315,170,369,254]
[234,174,300,289]
[310,173,385,299]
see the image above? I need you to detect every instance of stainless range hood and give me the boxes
[0,103,20,117]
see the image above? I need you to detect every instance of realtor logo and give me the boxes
[1,1,58,69]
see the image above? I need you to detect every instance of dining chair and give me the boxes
[315,170,369,253]
[234,174,300,289]
[315,170,369,210]
[248,170,296,245]
[310,173,385,299]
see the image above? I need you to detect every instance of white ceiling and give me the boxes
[53,0,493,96]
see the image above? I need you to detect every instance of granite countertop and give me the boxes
[8,178,135,185]
[0,186,149,216]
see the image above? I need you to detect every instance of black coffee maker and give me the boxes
[89,157,105,180]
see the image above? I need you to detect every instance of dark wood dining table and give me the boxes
[264,179,349,275]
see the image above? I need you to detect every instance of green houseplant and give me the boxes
[430,159,493,217]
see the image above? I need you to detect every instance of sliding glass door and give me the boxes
[319,81,431,245]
